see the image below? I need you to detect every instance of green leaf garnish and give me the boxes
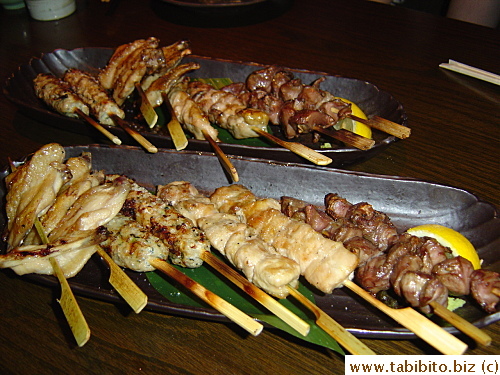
[146,252,344,354]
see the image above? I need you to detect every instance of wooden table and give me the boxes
[0,0,498,372]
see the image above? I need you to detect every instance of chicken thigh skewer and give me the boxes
[157,181,378,354]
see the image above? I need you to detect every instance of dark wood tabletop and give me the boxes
[0,0,498,373]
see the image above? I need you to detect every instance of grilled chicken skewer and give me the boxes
[283,194,493,346]
[208,184,469,355]
[100,213,262,336]
[157,181,380,353]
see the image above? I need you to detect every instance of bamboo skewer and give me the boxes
[312,126,375,150]
[493,288,500,297]
[355,115,411,139]
[429,301,492,346]
[34,219,90,347]
[251,127,333,166]
[96,246,148,314]
[135,82,158,128]
[202,129,239,183]
[75,108,122,145]
[286,286,376,355]
[329,106,411,139]
[344,280,468,355]
[110,114,158,153]
[201,252,310,337]
[164,96,189,151]
[149,258,263,336]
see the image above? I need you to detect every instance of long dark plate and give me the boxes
[2,47,406,168]
[1,144,498,339]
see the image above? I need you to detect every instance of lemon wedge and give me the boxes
[406,224,481,269]
[333,97,372,139]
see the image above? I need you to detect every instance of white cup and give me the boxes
[25,0,76,21]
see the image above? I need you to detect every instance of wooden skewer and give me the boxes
[355,115,411,139]
[96,246,148,314]
[109,114,158,153]
[251,127,333,166]
[135,82,158,128]
[75,108,122,145]
[492,288,500,297]
[149,258,263,336]
[329,106,411,139]
[312,126,375,150]
[201,252,310,337]
[202,129,239,183]
[34,218,90,347]
[429,301,492,346]
[286,286,376,355]
[344,280,468,355]
[164,96,189,151]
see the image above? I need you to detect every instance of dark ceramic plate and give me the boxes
[1,145,498,338]
[2,48,406,168]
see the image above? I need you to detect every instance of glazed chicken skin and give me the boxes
[63,68,125,125]
[187,81,269,139]
[33,73,90,118]
[157,181,301,298]
[208,184,359,294]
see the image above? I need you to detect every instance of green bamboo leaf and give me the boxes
[146,254,344,354]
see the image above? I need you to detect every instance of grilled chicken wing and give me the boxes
[4,143,69,249]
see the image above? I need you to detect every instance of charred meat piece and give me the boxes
[187,81,269,139]
[63,68,124,125]
[33,73,90,118]
[432,256,474,296]
[116,176,209,269]
[470,270,500,313]
[100,214,169,272]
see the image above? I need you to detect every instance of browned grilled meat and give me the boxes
[33,73,90,118]
[470,270,500,313]
[63,68,125,125]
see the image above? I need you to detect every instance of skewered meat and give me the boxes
[168,83,220,141]
[23,153,104,245]
[114,176,209,268]
[157,181,300,298]
[100,214,169,272]
[145,62,200,107]
[33,73,90,118]
[187,81,269,139]
[209,184,359,293]
[226,65,353,139]
[46,175,130,242]
[4,143,69,249]
[0,229,106,277]
[432,256,474,296]
[470,270,500,313]
[63,68,125,125]
[281,193,500,313]
[99,38,158,90]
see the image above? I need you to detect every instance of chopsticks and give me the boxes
[439,60,500,86]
